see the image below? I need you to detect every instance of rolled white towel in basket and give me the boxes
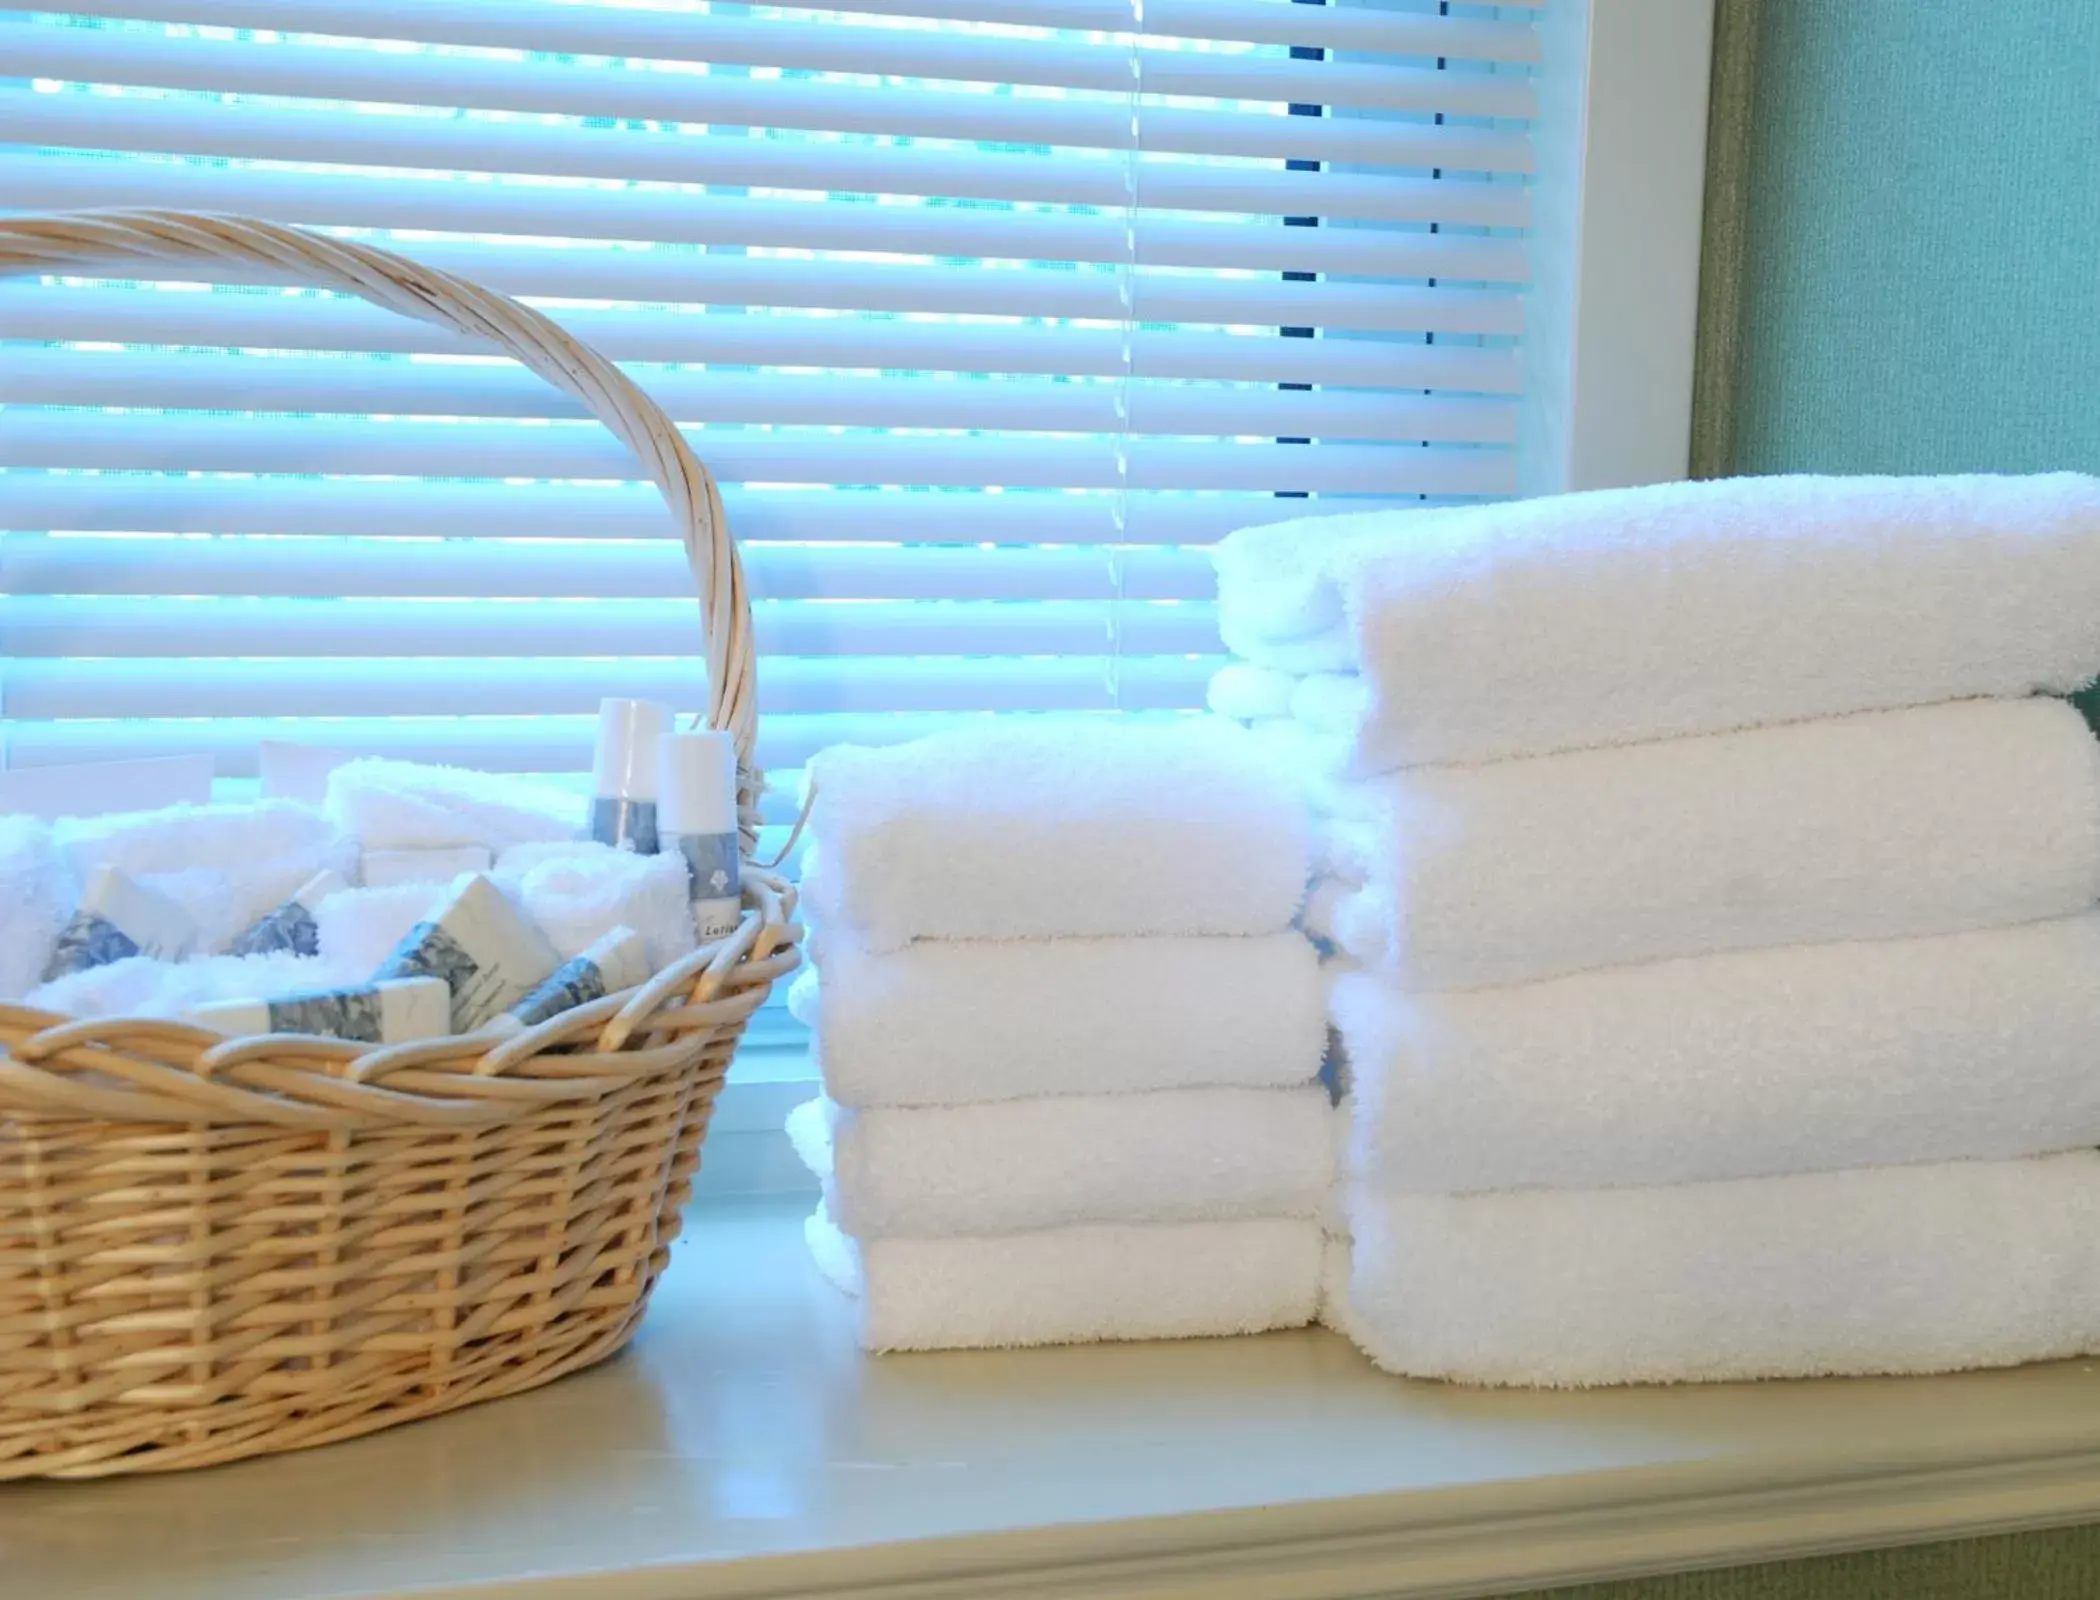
[789,931,1326,1106]
[325,758,580,855]
[1215,472,2100,768]
[800,718,1308,951]
[1337,915,2100,1194]
[52,799,355,955]
[787,1087,1333,1237]
[1345,1153,2100,1387]
[1322,697,2100,990]
[0,816,72,1000]
[805,1203,1321,1352]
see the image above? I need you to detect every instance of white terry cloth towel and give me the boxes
[1344,1153,2100,1387]
[52,799,357,956]
[325,758,581,855]
[786,1087,1333,1237]
[800,717,1308,951]
[1214,472,2100,769]
[1212,505,1441,671]
[789,931,1325,1106]
[1205,662,1302,724]
[1321,696,2100,991]
[1337,914,2100,1195]
[0,815,72,1000]
[804,1202,1322,1351]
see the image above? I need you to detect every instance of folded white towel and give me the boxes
[27,951,363,1022]
[52,800,355,956]
[1217,473,2100,768]
[790,931,1325,1106]
[1339,915,2100,1194]
[495,841,697,972]
[801,718,1308,950]
[786,1087,1333,1237]
[1205,662,1300,724]
[805,1202,1321,1351]
[0,815,72,1000]
[325,758,580,855]
[1345,1154,2100,1387]
[315,881,451,973]
[1212,506,1432,670]
[1324,697,2100,990]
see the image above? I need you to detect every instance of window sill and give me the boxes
[16,1198,2100,1600]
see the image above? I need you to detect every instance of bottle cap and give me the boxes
[657,730,738,837]
[592,699,675,800]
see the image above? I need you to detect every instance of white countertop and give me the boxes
[9,1197,2100,1600]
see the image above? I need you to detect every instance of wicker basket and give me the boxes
[0,211,801,1479]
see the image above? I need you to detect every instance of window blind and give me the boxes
[0,0,1535,1050]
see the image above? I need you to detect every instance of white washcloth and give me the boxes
[0,815,72,1000]
[1345,1154,2100,1387]
[786,1087,1334,1237]
[52,800,354,956]
[27,951,363,1022]
[801,718,1308,950]
[314,881,451,973]
[1323,697,2100,990]
[1217,472,2100,768]
[790,931,1325,1106]
[495,841,696,972]
[325,758,580,855]
[805,1202,1321,1352]
[1338,915,2100,1194]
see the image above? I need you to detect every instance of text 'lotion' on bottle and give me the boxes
[659,730,742,944]
[588,698,674,854]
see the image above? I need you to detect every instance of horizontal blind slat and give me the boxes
[7,654,1220,717]
[0,155,1530,279]
[13,3,1538,114]
[2,411,1517,495]
[4,595,1225,656]
[0,94,1532,226]
[5,26,1534,172]
[1,532,1219,602]
[4,711,1185,776]
[0,286,1522,390]
[0,475,1431,545]
[0,351,1520,443]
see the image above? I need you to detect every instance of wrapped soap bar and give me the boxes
[186,975,450,1043]
[372,873,562,1032]
[659,731,742,943]
[488,926,651,1035]
[227,869,349,958]
[40,864,193,982]
[588,698,673,854]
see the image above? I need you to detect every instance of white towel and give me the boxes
[1323,697,2100,990]
[790,931,1325,1106]
[52,800,355,956]
[801,718,1308,950]
[27,951,363,1022]
[1216,472,2100,768]
[786,1087,1334,1237]
[0,815,72,1000]
[495,841,697,972]
[314,881,449,973]
[804,1202,1321,1352]
[1338,915,2100,1194]
[325,758,580,855]
[1212,505,1434,670]
[1345,1154,2100,1387]
[1205,662,1300,724]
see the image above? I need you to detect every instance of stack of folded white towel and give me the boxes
[1214,471,2100,1386]
[787,718,1332,1351]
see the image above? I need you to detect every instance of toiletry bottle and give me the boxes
[227,868,349,958]
[40,864,194,982]
[659,731,743,943]
[371,873,563,1032]
[588,698,674,854]
[186,975,450,1044]
[487,926,652,1035]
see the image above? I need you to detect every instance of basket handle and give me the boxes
[0,208,765,841]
